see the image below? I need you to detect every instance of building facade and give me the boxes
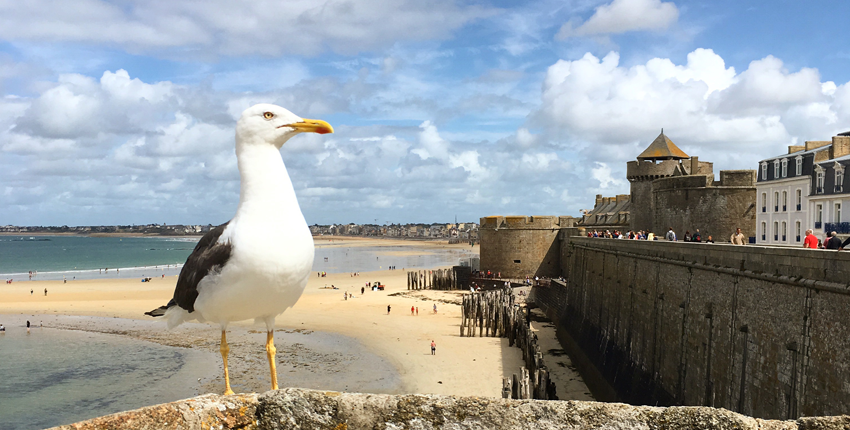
[757,133,850,245]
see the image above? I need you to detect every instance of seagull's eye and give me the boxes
[263,112,275,120]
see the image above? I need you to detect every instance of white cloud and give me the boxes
[557,0,679,39]
[0,0,492,57]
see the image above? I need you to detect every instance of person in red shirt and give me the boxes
[803,229,819,249]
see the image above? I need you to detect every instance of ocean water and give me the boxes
[0,325,216,430]
[0,236,476,282]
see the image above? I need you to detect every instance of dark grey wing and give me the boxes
[145,222,232,316]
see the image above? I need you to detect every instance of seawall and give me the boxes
[51,387,850,429]
[532,236,850,420]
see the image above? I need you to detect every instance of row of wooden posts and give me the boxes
[407,268,457,290]
[460,285,557,400]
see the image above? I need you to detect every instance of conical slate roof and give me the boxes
[637,130,689,160]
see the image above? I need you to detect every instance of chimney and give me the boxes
[831,135,850,159]
[595,194,603,208]
[690,156,699,175]
[788,145,804,154]
[805,140,831,151]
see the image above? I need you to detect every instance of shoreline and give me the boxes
[0,265,519,399]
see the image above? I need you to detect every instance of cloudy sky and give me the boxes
[2,0,850,227]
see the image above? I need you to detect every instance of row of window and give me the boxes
[761,156,802,180]
[761,203,843,242]
[761,190,802,213]
[814,165,845,194]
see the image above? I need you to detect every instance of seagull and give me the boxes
[146,104,333,395]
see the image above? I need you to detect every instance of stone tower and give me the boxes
[626,130,712,233]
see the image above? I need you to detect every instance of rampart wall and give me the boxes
[479,215,575,278]
[532,236,850,420]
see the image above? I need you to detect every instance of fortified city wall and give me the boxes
[652,170,757,240]
[531,235,850,420]
[478,215,576,278]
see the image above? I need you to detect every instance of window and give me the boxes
[773,221,779,241]
[816,204,823,229]
[796,156,803,176]
[795,221,801,242]
[774,191,779,212]
[782,221,787,241]
[761,222,766,241]
[774,160,780,178]
[761,192,767,212]
[836,164,845,193]
[796,189,802,211]
[816,166,825,194]
[837,203,842,223]
[781,159,788,178]
[761,162,768,180]
[782,191,787,211]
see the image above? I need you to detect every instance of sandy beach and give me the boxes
[0,238,591,402]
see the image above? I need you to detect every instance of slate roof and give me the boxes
[637,130,689,160]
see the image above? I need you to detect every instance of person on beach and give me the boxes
[431,340,436,355]
[416,307,419,316]
[433,303,437,314]
[30,289,33,295]
[361,286,365,295]
[26,320,30,333]
[411,306,414,315]
[44,288,47,296]
[387,305,391,315]
[0,324,5,333]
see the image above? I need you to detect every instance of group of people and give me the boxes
[589,227,751,244]
[803,230,850,250]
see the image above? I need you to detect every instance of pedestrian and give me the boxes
[705,235,715,243]
[44,288,47,296]
[665,227,676,241]
[684,230,691,242]
[344,292,348,300]
[0,323,5,333]
[26,320,30,333]
[416,307,419,316]
[692,229,701,242]
[825,231,842,249]
[30,289,33,295]
[433,303,437,314]
[730,227,746,245]
[431,340,436,355]
[804,229,818,249]
[411,306,414,315]
[387,305,391,315]
[361,286,365,295]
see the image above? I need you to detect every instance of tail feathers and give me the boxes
[145,305,169,317]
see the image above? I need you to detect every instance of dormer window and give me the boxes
[761,162,768,180]
[773,159,780,178]
[835,162,845,193]
[795,155,803,176]
[781,158,788,178]
[815,165,825,194]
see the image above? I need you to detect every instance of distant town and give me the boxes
[0,222,481,241]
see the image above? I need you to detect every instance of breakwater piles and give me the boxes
[53,388,850,429]
[461,286,556,400]
[407,268,458,290]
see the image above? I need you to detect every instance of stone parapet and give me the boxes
[50,387,850,429]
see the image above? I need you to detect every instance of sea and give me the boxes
[0,235,477,282]
[0,235,475,429]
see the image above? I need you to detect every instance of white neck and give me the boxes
[234,143,302,225]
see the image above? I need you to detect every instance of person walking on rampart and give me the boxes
[692,229,701,242]
[804,229,819,249]
[825,232,842,249]
[730,228,746,245]
[665,227,676,241]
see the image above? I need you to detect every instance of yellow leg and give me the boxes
[221,330,234,395]
[266,330,279,390]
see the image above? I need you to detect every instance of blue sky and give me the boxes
[2,0,850,227]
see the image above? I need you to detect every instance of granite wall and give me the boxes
[479,216,575,278]
[53,387,850,430]
[532,236,850,420]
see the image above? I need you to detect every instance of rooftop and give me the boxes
[636,130,689,160]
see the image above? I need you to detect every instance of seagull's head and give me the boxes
[236,103,333,149]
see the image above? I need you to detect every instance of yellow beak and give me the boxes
[286,118,334,135]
